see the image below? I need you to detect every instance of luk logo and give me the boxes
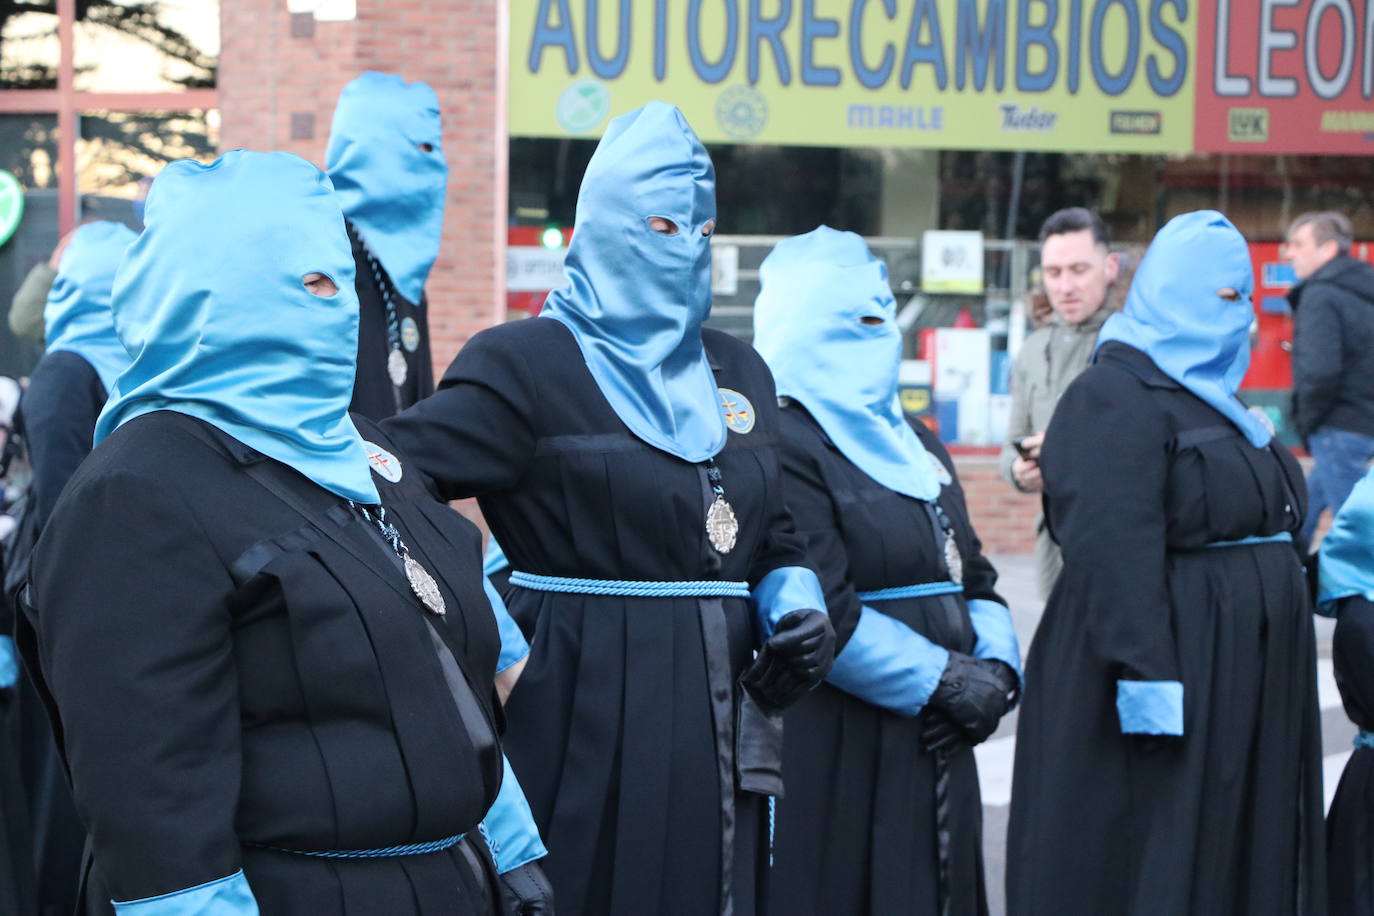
[1110,111,1162,135]
[1228,108,1269,142]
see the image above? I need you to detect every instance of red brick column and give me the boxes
[217,0,506,379]
[951,454,1041,555]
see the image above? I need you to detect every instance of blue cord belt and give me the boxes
[253,832,465,859]
[1356,730,1374,750]
[1203,532,1293,549]
[510,571,751,598]
[856,580,963,602]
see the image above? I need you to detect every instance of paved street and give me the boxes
[978,554,1343,916]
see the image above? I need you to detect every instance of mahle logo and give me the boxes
[0,170,23,247]
[556,80,610,134]
[1228,108,1269,142]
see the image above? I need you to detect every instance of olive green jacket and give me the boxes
[9,260,54,343]
[999,307,1111,489]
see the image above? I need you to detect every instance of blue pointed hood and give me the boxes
[95,150,379,504]
[540,101,725,462]
[325,71,447,304]
[44,220,138,393]
[1319,469,1374,613]
[754,226,941,501]
[1096,210,1270,447]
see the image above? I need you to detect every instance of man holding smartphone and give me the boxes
[1001,208,1119,597]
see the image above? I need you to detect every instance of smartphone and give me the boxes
[1014,437,1036,461]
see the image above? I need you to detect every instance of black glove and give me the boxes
[923,653,1016,749]
[740,609,835,710]
[498,860,555,916]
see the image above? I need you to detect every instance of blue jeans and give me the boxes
[1304,427,1374,542]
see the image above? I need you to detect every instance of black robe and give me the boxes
[1007,342,1326,916]
[23,350,107,530]
[382,316,815,916]
[20,410,505,914]
[1327,595,1374,912]
[348,222,435,421]
[0,349,106,916]
[768,403,1004,916]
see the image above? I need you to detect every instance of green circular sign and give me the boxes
[556,80,610,134]
[0,171,22,247]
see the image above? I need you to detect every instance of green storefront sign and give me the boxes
[0,171,24,247]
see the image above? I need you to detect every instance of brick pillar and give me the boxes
[951,454,1041,555]
[217,0,506,379]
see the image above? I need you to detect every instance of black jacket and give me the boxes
[22,349,107,532]
[1289,254,1374,441]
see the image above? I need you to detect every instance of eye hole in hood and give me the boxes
[302,272,339,297]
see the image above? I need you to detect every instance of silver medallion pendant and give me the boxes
[706,495,739,554]
[404,553,447,615]
[388,347,408,387]
[944,534,963,585]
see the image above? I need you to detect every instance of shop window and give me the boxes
[74,1,218,93]
[77,106,217,220]
[0,112,57,188]
[0,7,59,89]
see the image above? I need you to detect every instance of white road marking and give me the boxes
[1318,657,1341,711]
[1326,750,1352,813]
[975,735,1016,808]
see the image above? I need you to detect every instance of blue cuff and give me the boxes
[479,754,548,873]
[1116,680,1184,735]
[484,577,529,674]
[482,538,510,578]
[1317,588,1374,619]
[750,566,826,638]
[113,870,258,915]
[824,605,949,716]
[0,635,16,689]
[967,599,1022,694]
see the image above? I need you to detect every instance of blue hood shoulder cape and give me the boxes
[95,149,379,504]
[540,101,726,463]
[44,220,139,392]
[1096,209,1271,447]
[753,225,940,501]
[325,71,447,305]
[1319,469,1374,615]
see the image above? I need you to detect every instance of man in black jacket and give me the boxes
[1287,210,1374,543]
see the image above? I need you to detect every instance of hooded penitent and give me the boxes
[1319,470,1374,613]
[1095,209,1271,447]
[325,71,447,305]
[753,225,941,501]
[44,220,139,392]
[539,101,726,463]
[94,149,379,504]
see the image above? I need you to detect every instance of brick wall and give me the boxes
[951,454,1041,555]
[218,0,505,378]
